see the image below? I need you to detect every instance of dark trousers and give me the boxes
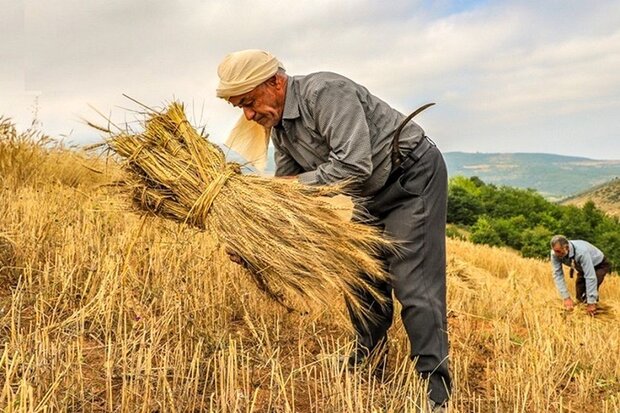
[575,257,611,303]
[347,145,451,405]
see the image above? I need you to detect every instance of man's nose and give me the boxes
[243,107,255,120]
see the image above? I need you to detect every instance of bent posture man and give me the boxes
[550,235,612,316]
[216,49,451,408]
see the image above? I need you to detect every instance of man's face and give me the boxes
[552,244,569,259]
[228,76,285,128]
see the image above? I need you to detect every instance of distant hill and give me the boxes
[263,148,620,200]
[443,152,620,200]
[561,178,620,217]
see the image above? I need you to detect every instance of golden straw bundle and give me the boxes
[100,102,391,316]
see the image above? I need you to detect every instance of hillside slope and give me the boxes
[561,177,620,217]
[1,126,619,412]
[443,152,620,200]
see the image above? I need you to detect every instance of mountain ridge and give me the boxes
[442,151,620,200]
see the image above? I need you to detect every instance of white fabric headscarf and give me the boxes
[216,49,283,99]
[216,50,284,171]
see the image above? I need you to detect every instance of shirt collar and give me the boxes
[281,76,300,120]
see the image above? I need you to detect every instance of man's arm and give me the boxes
[296,81,373,189]
[551,252,570,300]
[576,251,599,304]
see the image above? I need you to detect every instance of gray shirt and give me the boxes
[271,72,425,196]
[550,240,604,304]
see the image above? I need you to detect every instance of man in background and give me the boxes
[550,235,612,316]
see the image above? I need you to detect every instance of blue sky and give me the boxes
[1,0,619,159]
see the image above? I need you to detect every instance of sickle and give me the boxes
[391,102,436,169]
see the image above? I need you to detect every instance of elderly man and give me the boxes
[216,49,451,409]
[550,235,612,316]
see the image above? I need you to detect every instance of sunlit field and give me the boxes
[1,120,619,412]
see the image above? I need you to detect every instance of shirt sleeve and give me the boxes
[551,252,570,300]
[576,249,599,304]
[296,81,373,190]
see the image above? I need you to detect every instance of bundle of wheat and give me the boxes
[98,101,392,317]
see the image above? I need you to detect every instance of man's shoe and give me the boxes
[346,345,370,370]
[427,398,447,413]
[342,345,389,380]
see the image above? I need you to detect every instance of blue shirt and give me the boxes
[550,240,604,304]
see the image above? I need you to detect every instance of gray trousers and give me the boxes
[347,145,451,405]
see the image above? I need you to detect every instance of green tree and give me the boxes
[448,185,484,225]
[445,176,620,267]
[557,206,594,240]
[521,225,554,258]
[470,216,502,247]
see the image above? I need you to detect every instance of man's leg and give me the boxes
[595,258,611,289]
[377,146,451,405]
[575,273,587,303]
[344,273,393,366]
[344,210,394,366]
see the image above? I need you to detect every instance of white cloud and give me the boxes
[1,0,619,158]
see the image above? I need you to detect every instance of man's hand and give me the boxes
[586,303,597,316]
[563,298,575,311]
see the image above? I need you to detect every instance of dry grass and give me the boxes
[0,118,619,412]
[0,116,112,189]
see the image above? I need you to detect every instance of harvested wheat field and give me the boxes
[1,117,619,412]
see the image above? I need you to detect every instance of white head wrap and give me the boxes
[216,49,283,99]
[216,50,284,172]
